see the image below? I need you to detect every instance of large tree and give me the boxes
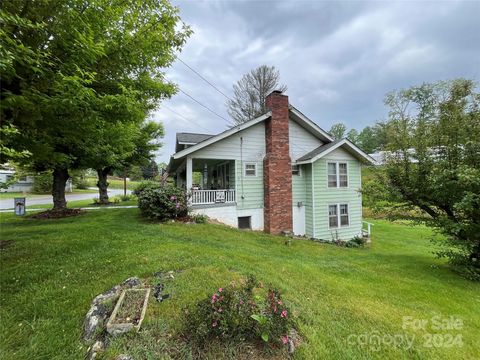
[379,79,480,279]
[329,123,347,140]
[227,65,287,125]
[1,0,190,211]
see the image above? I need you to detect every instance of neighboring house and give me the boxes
[168,91,375,240]
[0,169,35,193]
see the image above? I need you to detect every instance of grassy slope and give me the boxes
[0,210,479,359]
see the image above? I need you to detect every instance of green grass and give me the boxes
[0,211,479,359]
[85,177,141,190]
[0,189,97,200]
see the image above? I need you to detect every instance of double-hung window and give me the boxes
[329,204,349,228]
[327,162,348,188]
[292,164,300,176]
[244,163,256,177]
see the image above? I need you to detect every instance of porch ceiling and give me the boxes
[191,158,234,172]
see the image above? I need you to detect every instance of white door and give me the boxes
[292,205,306,236]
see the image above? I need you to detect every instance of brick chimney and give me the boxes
[263,90,293,235]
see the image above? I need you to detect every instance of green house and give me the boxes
[168,91,375,241]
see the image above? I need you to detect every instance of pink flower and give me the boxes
[211,294,217,303]
[218,288,223,292]
[281,335,289,345]
[218,308,223,312]
[277,300,283,305]
[239,300,244,305]
[170,195,176,201]
[176,202,180,209]
[281,310,288,318]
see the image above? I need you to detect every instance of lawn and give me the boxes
[0,210,479,359]
[0,189,97,200]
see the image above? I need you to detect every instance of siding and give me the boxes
[303,164,314,237]
[289,119,324,160]
[312,148,363,240]
[236,159,264,210]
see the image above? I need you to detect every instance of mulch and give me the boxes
[29,208,85,219]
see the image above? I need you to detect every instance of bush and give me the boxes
[346,236,367,248]
[183,276,296,348]
[32,171,53,193]
[191,213,208,224]
[133,180,162,196]
[137,184,188,221]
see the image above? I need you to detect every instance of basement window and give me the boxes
[238,216,251,229]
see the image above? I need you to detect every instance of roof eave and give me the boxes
[296,139,376,165]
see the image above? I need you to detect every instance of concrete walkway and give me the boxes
[0,188,131,210]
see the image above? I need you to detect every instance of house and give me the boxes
[167,91,375,240]
[0,169,35,193]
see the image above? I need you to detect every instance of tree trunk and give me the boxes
[52,167,70,210]
[96,168,111,204]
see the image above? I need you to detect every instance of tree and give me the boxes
[1,0,190,211]
[379,79,480,279]
[142,160,159,180]
[346,128,359,144]
[227,65,287,125]
[329,123,347,140]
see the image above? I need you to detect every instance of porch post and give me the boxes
[186,156,193,190]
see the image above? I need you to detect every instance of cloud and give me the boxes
[154,0,480,163]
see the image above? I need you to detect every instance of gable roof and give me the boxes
[296,138,375,164]
[172,111,272,160]
[171,107,333,161]
[176,132,213,145]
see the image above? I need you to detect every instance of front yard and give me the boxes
[0,209,479,359]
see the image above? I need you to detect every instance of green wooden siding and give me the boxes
[235,160,264,210]
[312,159,362,240]
[303,164,314,237]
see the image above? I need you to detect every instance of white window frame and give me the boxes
[327,161,348,188]
[328,203,350,229]
[244,162,257,177]
[291,164,301,176]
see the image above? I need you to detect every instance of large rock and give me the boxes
[83,286,121,340]
[121,277,142,288]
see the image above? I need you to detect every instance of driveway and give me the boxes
[0,188,131,209]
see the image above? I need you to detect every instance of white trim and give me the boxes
[289,106,334,142]
[326,161,349,189]
[243,162,257,177]
[328,203,350,229]
[297,138,376,165]
[172,112,271,160]
[311,163,316,238]
[291,164,301,176]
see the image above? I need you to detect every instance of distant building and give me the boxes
[0,169,35,193]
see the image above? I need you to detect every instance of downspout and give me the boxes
[240,136,245,201]
[311,162,316,239]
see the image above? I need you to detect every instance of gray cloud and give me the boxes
[155,0,480,163]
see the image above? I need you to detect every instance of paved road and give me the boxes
[0,188,131,209]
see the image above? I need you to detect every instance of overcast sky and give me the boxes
[154,0,479,164]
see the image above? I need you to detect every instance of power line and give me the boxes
[177,87,235,127]
[176,56,232,101]
[162,104,212,134]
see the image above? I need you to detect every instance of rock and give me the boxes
[107,322,134,336]
[83,286,122,340]
[116,355,134,360]
[87,340,105,360]
[121,277,142,288]
[287,338,295,354]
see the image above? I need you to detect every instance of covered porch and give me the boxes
[171,158,236,206]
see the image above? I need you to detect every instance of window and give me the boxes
[244,163,256,176]
[18,176,27,182]
[329,204,349,228]
[327,162,348,188]
[340,204,349,226]
[329,205,338,228]
[327,163,337,187]
[292,164,300,176]
[238,216,251,229]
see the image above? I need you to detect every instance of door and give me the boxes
[292,205,306,236]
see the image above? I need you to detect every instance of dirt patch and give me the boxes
[30,208,85,219]
[0,240,14,250]
[114,290,147,325]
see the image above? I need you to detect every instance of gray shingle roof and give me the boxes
[176,132,214,144]
[296,140,341,161]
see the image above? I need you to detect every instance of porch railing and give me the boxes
[191,189,236,205]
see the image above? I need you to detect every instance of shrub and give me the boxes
[346,236,367,248]
[183,276,296,349]
[137,184,188,221]
[133,180,162,196]
[32,171,53,193]
[191,213,208,224]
